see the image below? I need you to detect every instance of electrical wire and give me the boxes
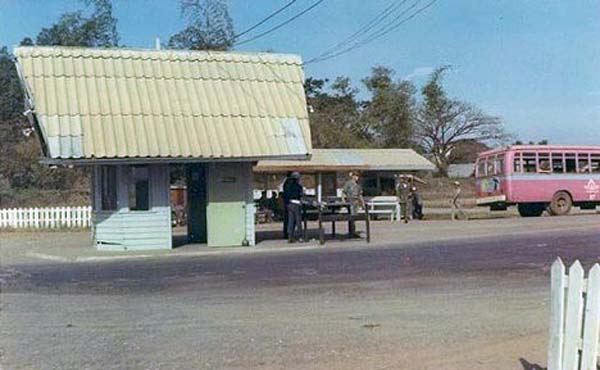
[309,0,410,62]
[235,0,325,46]
[306,0,438,65]
[233,0,299,40]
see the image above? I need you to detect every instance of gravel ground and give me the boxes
[1,215,600,369]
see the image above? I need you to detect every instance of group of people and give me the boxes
[259,172,436,243]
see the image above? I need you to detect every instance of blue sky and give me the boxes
[1,0,600,144]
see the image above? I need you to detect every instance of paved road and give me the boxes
[1,215,600,369]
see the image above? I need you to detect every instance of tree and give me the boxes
[305,77,369,148]
[361,66,416,148]
[168,0,234,51]
[35,0,118,47]
[416,67,505,176]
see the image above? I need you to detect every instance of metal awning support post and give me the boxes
[317,172,322,202]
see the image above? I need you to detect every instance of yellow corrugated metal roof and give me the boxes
[14,46,311,160]
[255,148,436,172]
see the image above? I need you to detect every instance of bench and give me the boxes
[365,196,400,222]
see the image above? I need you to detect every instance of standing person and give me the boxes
[282,172,293,239]
[396,175,411,223]
[342,172,364,237]
[284,172,304,243]
[451,181,468,221]
[411,186,423,220]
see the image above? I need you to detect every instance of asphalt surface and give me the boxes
[1,216,600,369]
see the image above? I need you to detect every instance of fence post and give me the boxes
[548,259,568,370]
[562,261,585,370]
[581,265,600,370]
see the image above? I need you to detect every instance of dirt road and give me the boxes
[1,215,600,369]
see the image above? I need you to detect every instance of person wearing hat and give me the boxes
[281,171,293,239]
[283,171,304,242]
[342,172,364,237]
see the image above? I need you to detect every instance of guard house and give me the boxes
[255,148,435,199]
[14,46,311,250]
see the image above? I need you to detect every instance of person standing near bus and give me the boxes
[396,175,411,223]
[342,172,364,237]
[284,172,304,243]
[451,181,468,221]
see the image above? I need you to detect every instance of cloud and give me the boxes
[403,66,434,81]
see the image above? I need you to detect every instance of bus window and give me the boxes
[538,153,551,173]
[477,160,487,177]
[565,153,576,173]
[552,153,564,173]
[486,160,494,175]
[523,153,536,173]
[578,153,591,173]
[592,155,600,173]
[495,157,504,174]
[513,153,522,173]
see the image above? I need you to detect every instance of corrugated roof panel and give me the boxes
[15,46,311,160]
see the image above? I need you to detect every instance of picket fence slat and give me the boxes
[549,258,566,370]
[562,261,585,370]
[580,264,600,370]
[0,206,92,229]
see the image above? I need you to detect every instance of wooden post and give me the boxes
[317,172,322,202]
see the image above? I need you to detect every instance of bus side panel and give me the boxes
[507,176,600,203]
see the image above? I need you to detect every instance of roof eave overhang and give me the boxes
[253,165,436,174]
[40,153,312,166]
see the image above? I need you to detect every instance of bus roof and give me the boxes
[478,145,600,157]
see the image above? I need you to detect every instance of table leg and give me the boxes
[332,220,336,237]
[365,207,371,243]
[318,207,324,245]
[302,206,307,240]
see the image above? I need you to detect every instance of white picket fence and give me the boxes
[0,206,92,229]
[548,258,600,370]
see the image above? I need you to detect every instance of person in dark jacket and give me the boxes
[283,172,304,242]
[282,172,293,238]
[411,186,423,220]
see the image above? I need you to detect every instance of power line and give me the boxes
[235,0,325,46]
[309,0,410,62]
[233,0,299,40]
[306,0,438,65]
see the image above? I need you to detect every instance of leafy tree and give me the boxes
[305,77,369,148]
[416,67,505,176]
[168,0,234,51]
[361,66,416,148]
[35,0,118,47]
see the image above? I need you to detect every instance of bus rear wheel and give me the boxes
[518,203,545,217]
[548,191,572,216]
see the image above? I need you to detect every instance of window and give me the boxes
[552,153,564,173]
[495,156,504,174]
[486,160,495,176]
[523,153,537,173]
[565,153,576,173]
[513,153,522,173]
[592,155,600,173]
[477,160,487,177]
[578,153,591,173]
[538,153,551,173]
[100,166,117,211]
[129,166,150,211]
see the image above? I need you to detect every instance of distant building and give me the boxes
[15,46,311,250]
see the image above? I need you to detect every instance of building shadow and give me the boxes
[519,358,546,370]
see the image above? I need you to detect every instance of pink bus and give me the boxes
[476,145,600,217]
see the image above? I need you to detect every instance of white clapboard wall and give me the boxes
[0,206,92,229]
[548,258,600,370]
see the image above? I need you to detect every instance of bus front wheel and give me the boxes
[518,203,545,217]
[548,191,572,216]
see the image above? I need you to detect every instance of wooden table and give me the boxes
[304,201,370,245]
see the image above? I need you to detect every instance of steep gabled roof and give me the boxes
[14,46,311,162]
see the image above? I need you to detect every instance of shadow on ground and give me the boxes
[519,358,546,370]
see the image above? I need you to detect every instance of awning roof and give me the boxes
[254,148,436,173]
[14,46,311,162]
